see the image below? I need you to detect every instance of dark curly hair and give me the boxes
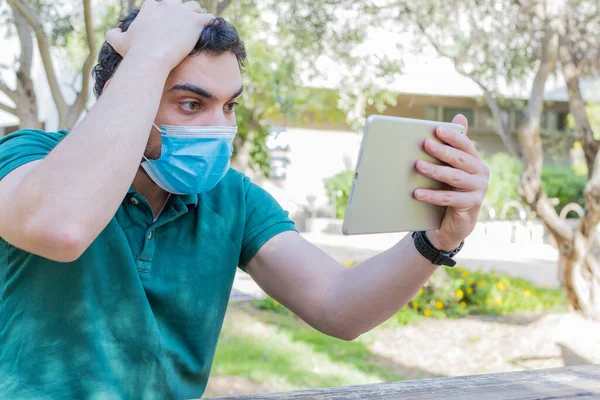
[92,10,247,98]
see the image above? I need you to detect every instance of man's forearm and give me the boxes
[14,52,171,251]
[324,233,439,340]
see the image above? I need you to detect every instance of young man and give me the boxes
[0,0,489,398]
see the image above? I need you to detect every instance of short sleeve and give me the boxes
[238,178,298,270]
[0,129,67,181]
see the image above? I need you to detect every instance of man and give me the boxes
[0,0,489,398]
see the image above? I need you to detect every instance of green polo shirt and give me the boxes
[0,129,297,399]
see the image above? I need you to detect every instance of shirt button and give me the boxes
[130,197,139,205]
[147,231,153,239]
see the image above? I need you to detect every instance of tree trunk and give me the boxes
[559,231,600,319]
[508,15,600,319]
[555,20,600,318]
[8,3,42,130]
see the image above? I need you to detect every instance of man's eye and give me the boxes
[181,101,201,111]
[225,102,239,113]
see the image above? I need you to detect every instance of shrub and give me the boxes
[324,170,355,219]
[483,152,585,217]
[404,266,566,323]
[253,266,567,327]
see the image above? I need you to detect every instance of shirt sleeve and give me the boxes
[0,129,66,181]
[238,178,298,271]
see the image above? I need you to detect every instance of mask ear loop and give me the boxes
[141,123,162,163]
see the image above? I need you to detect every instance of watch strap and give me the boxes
[411,231,464,267]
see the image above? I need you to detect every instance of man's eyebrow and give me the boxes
[168,84,244,101]
[168,83,216,100]
[231,86,244,99]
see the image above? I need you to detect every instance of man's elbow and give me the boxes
[21,219,88,262]
[322,324,361,341]
[336,331,361,341]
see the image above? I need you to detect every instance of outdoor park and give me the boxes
[1,0,600,398]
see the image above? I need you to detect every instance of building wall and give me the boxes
[264,94,577,217]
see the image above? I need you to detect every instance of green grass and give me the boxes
[211,304,403,392]
[211,266,568,394]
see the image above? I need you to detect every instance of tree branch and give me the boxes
[12,3,33,78]
[70,0,96,124]
[515,15,573,244]
[9,0,67,114]
[558,34,599,175]
[0,78,17,103]
[0,101,17,116]
[216,0,232,16]
[412,19,522,157]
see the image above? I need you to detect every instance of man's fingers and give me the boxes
[183,1,203,12]
[416,161,482,191]
[414,189,482,210]
[106,28,127,56]
[451,114,469,135]
[434,126,482,161]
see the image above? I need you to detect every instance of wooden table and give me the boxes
[209,365,600,399]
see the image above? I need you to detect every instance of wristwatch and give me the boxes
[411,231,464,267]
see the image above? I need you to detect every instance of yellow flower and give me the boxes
[466,288,473,295]
[460,301,467,308]
[455,289,464,299]
[419,288,424,295]
[496,298,503,306]
[477,280,485,286]
[435,301,444,309]
[424,309,432,316]
[273,301,280,307]
[462,270,469,277]
[413,301,419,308]
[524,290,532,297]
[468,278,475,285]
[497,281,506,290]
[343,260,353,267]
[456,268,462,273]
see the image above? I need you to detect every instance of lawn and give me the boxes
[205,266,567,397]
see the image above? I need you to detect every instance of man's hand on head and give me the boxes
[105,0,214,71]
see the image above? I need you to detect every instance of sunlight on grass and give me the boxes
[210,305,402,392]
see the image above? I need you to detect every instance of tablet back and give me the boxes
[342,115,465,235]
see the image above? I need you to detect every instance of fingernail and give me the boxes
[418,160,430,172]
[415,189,424,198]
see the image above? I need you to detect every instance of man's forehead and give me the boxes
[167,52,243,99]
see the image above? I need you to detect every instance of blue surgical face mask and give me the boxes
[141,123,237,195]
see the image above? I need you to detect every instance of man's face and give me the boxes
[146,51,243,159]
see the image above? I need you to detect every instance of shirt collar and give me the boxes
[127,187,199,207]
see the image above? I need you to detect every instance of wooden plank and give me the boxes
[208,365,600,400]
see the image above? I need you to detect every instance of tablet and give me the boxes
[342,115,465,235]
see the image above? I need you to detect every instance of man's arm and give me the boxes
[246,231,438,340]
[0,55,169,262]
[0,1,211,262]
[247,115,489,340]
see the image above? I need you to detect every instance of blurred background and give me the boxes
[1,0,599,397]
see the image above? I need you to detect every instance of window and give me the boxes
[442,107,474,125]
[425,106,438,121]
[514,110,525,129]
[478,108,493,130]
[557,112,568,131]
